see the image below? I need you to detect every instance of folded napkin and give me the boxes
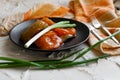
[0,3,70,36]
[0,0,120,55]
[69,0,115,22]
[23,3,69,21]
[67,0,120,55]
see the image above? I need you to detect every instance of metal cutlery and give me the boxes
[86,23,104,40]
[91,17,120,45]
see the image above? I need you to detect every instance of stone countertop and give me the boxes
[0,0,120,80]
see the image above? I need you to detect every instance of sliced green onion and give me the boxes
[0,57,44,68]
[60,48,84,60]
[24,21,76,48]
[74,30,120,60]
[0,30,119,69]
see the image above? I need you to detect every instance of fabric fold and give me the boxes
[71,0,120,55]
[0,0,120,55]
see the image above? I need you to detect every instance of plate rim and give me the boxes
[9,17,90,52]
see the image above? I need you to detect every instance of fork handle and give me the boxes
[102,27,120,45]
[91,30,103,40]
[91,30,109,44]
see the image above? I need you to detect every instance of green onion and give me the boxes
[0,60,72,68]
[74,30,120,60]
[0,57,44,68]
[0,29,119,69]
[48,54,110,69]
[24,21,76,48]
[60,48,84,60]
[0,54,109,69]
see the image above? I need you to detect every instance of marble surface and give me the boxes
[0,0,120,80]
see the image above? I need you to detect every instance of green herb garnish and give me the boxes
[0,30,119,69]
[24,21,76,48]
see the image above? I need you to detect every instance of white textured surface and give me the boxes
[0,0,120,80]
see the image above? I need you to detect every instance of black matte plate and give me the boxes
[9,17,90,52]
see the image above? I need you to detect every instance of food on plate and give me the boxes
[41,17,55,25]
[21,20,48,42]
[53,28,76,41]
[35,31,63,50]
[20,18,76,50]
[35,27,76,50]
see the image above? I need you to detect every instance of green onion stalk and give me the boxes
[0,24,119,69]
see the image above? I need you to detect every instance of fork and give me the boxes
[86,23,105,40]
[91,17,120,45]
[86,23,111,45]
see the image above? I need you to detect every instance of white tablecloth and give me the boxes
[0,0,120,80]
